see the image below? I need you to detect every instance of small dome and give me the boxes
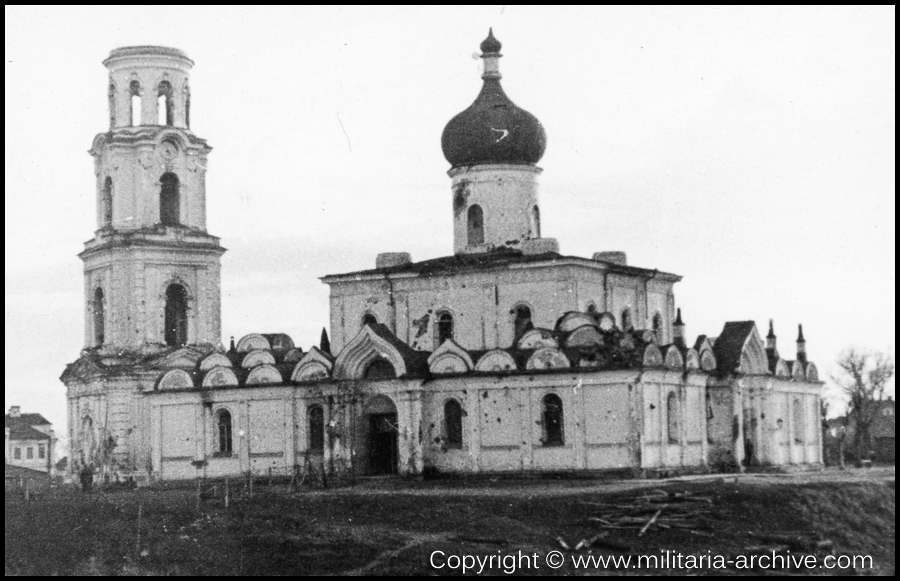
[480,28,502,54]
[441,31,546,168]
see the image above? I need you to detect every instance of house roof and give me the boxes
[712,321,757,375]
[6,423,51,441]
[321,248,680,282]
[6,413,50,426]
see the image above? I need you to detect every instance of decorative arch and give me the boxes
[666,391,679,443]
[364,358,396,379]
[791,360,806,380]
[245,364,283,386]
[804,362,819,381]
[792,397,805,444]
[596,311,617,332]
[159,172,180,226]
[474,349,517,373]
[80,415,95,465]
[198,352,233,371]
[241,349,276,369]
[183,82,191,128]
[652,311,663,340]
[642,343,664,367]
[235,333,271,353]
[102,176,114,226]
[283,348,305,364]
[620,307,633,331]
[291,347,334,382]
[201,366,239,388]
[156,368,194,390]
[774,359,791,378]
[699,350,717,372]
[556,311,598,334]
[516,328,557,350]
[108,83,116,128]
[164,282,189,346]
[564,325,604,349]
[664,346,685,369]
[467,204,484,246]
[333,325,409,380]
[92,287,105,347]
[428,339,473,374]
[264,333,295,352]
[526,347,571,370]
[364,394,397,415]
[685,349,700,371]
[740,336,769,375]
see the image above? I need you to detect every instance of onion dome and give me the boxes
[441,29,547,168]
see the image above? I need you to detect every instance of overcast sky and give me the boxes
[5,6,895,444]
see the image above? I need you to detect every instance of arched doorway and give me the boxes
[364,395,398,475]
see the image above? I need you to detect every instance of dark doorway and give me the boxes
[368,413,398,475]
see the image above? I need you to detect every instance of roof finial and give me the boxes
[797,323,805,343]
[674,308,684,326]
[480,28,502,55]
[767,319,776,339]
[480,29,502,80]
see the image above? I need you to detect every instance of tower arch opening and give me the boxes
[129,80,141,126]
[157,80,174,126]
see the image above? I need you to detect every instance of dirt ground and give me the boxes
[5,467,895,576]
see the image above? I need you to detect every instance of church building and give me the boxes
[62,34,824,481]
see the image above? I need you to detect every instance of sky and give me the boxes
[5,6,895,449]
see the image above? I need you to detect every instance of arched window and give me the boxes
[102,177,113,226]
[666,391,679,444]
[467,204,484,246]
[436,312,454,345]
[92,287,105,347]
[542,394,564,446]
[216,409,233,455]
[160,172,180,226]
[444,399,463,448]
[621,308,632,331]
[652,312,663,339]
[532,205,541,238]
[364,358,396,380]
[308,405,324,453]
[792,397,804,444]
[108,84,116,128]
[157,81,174,126]
[361,312,378,328]
[164,283,188,346]
[130,80,141,126]
[513,304,533,340]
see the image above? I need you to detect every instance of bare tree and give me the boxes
[832,349,894,464]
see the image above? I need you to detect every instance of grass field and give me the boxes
[5,469,895,575]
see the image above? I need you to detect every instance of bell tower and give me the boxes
[83,46,224,353]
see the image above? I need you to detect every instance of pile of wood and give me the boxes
[565,489,716,551]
